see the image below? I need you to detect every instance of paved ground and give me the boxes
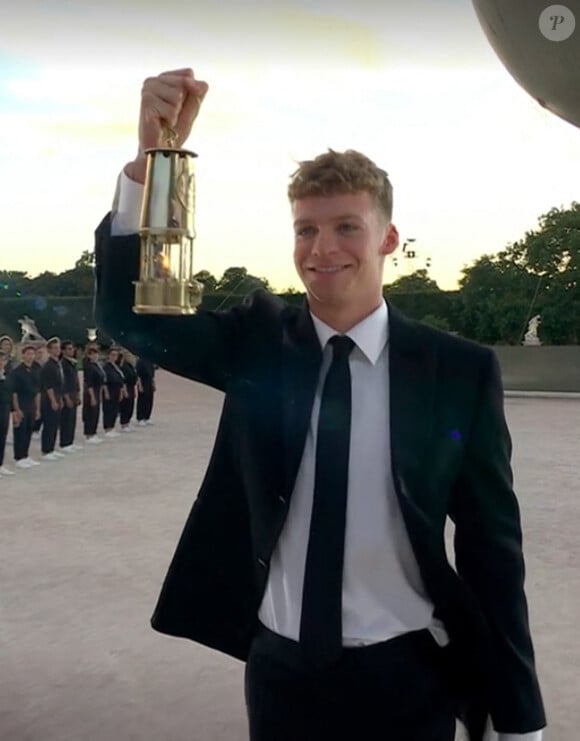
[1,371,578,741]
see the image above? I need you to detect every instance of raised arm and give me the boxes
[94,69,242,391]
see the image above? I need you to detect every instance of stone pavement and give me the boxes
[0,372,578,741]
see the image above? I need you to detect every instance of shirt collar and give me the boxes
[309,300,389,365]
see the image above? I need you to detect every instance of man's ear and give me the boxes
[380,223,399,257]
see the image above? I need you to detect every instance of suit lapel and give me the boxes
[388,302,437,501]
[281,301,323,502]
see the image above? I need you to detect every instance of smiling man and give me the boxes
[94,69,545,741]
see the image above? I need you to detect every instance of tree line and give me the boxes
[1,203,578,345]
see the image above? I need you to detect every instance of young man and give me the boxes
[0,351,14,476]
[82,345,105,444]
[59,340,82,453]
[39,337,64,461]
[10,344,41,468]
[31,343,47,438]
[94,69,545,741]
[135,356,155,426]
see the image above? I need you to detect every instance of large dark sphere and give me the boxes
[472,0,580,128]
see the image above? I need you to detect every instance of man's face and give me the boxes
[292,191,399,316]
[22,348,35,365]
[35,347,47,363]
[63,344,75,358]
[0,340,11,354]
[48,342,60,358]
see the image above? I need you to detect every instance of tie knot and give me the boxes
[329,335,354,362]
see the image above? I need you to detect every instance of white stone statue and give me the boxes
[523,314,542,346]
[18,315,46,344]
[87,328,98,342]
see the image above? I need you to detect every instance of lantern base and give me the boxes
[133,279,204,315]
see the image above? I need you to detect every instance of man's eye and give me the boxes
[338,223,357,232]
[296,227,315,237]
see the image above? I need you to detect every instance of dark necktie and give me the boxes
[299,335,354,666]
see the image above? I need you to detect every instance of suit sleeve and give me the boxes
[449,350,545,734]
[94,213,250,391]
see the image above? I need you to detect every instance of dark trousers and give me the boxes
[0,405,9,466]
[245,625,456,741]
[13,407,34,460]
[59,402,77,447]
[136,388,154,421]
[102,397,120,430]
[119,389,135,426]
[40,399,61,454]
[82,394,100,436]
[32,415,42,433]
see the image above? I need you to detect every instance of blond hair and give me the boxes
[287,149,393,222]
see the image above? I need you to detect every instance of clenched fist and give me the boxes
[125,68,209,183]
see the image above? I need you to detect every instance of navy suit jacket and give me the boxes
[94,213,545,739]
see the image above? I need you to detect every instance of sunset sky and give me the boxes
[1,0,579,291]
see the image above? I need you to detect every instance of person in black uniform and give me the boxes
[59,340,81,453]
[82,345,106,444]
[135,356,156,426]
[40,337,64,461]
[0,350,14,476]
[0,336,16,375]
[31,343,47,438]
[10,344,41,469]
[118,349,138,432]
[102,347,125,438]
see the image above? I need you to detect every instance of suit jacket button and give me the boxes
[258,558,268,568]
[278,495,286,504]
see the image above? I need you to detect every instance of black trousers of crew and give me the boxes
[136,387,154,421]
[59,402,77,448]
[119,389,135,426]
[32,415,42,433]
[13,405,34,461]
[102,397,120,430]
[40,398,61,454]
[82,393,100,437]
[0,404,10,466]
[245,625,456,741]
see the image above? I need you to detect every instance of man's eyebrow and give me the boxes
[293,214,363,227]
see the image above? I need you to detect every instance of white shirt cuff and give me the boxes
[110,169,144,236]
[484,715,543,741]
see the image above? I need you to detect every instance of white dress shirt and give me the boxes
[111,170,543,741]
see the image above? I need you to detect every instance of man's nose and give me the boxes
[312,230,337,256]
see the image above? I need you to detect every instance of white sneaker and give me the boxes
[71,444,84,451]
[24,457,40,466]
[42,453,60,462]
[145,420,154,426]
[86,436,102,445]
[104,430,120,438]
[52,451,66,459]
[60,446,76,454]
[15,459,33,469]
[0,465,15,475]
[136,420,147,427]
[120,426,133,433]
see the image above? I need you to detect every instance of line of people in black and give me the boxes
[0,334,156,476]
